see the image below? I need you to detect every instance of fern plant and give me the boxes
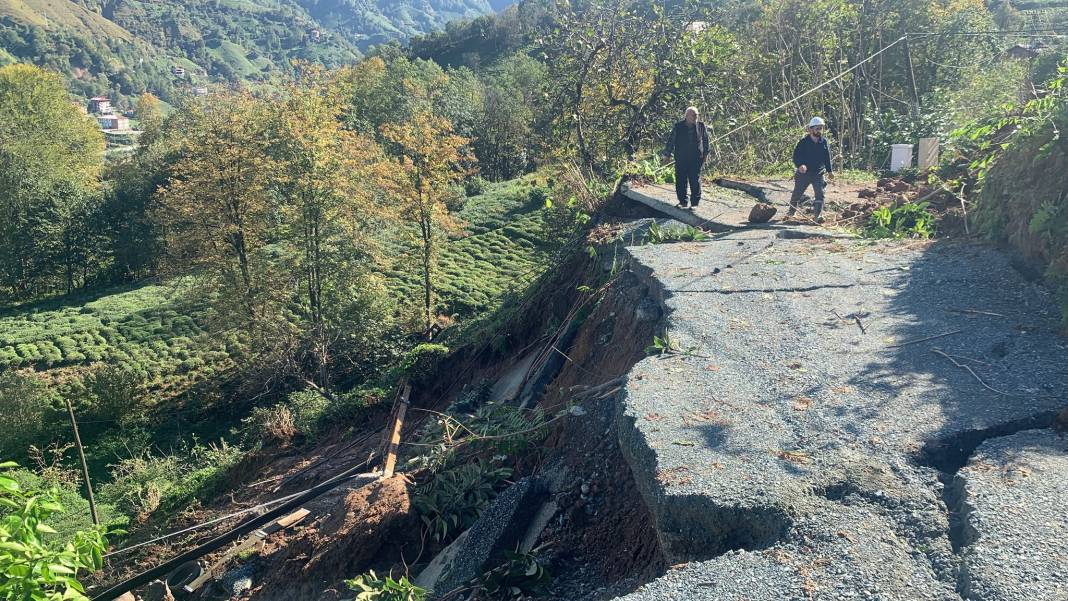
[411,460,512,542]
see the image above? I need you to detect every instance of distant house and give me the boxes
[310,29,321,42]
[87,96,112,114]
[685,21,709,35]
[171,65,186,76]
[97,113,130,130]
[192,86,209,97]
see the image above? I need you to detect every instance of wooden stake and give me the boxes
[382,384,411,478]
[64,399,99,526]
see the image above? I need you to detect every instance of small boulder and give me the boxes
[748,203,777,224]
[887,180,911,193]
[857,188,877,199]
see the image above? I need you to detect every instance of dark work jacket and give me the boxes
[792,135,833,174]
[664,120,709,164]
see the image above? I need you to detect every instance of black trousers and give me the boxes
[789,171,826,211]
[674,159,702,205]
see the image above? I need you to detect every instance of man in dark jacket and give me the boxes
[662,106,710,209]
[787,116,834,223]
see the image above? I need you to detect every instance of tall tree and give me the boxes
[270,67,396,388]
[381,112,473,333]
[538,0,737,172]
[153,93,277,321]
[0,64,104,298]
[135,92,163,144]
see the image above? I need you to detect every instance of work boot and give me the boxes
[677,200,689,208]
[812,203,824,224]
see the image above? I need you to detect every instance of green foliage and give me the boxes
[99,441,242,519]
[863,202,936,239]
[411,460,512,542]
[644,333,680,356]
[643,223,709,244]
[0,64,105,299]
[465,176,490,197]
[7,468,125,541]
[0,462,110,601]
[949,58,1068,184]
[399,344,450,383]
[0,372,61,459]
[346,570,427,601]
[628,156,675,184]
[478,549,551,599]
[971,86,1068,324]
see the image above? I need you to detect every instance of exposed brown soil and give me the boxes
[100,243,670,601]
[532,266,668,599]
[247,475,417,601]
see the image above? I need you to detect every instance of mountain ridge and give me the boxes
[0,0,515,106]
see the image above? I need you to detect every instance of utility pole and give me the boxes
[64,399,99,526]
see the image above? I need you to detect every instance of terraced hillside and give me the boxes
[1,178,553,390]
[0,279,233,393]
[387,177,558,317]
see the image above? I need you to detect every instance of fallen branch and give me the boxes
[713,177,771,202]
[931,349,1022,397]
[887,329,962,348]
[569,376,625,398]
[947,308,1005,318]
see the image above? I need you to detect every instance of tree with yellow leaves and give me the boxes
[269,66,397,388]
[381,111,474,334]
[154,92,277,322]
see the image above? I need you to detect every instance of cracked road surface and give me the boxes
[607,194,1068,601]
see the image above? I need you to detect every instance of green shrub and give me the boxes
[0,372,62,459]
[99,441,242,520]
[864,202,936,239]
[399,344,449,383]
[0,462,110,601]
[465,175,489,197]
[346,570,426,601]
[7,468,125,540]
[242,404,298,445]
[411,460,512,543]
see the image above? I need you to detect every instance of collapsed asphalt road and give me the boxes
[608,183,1068,601]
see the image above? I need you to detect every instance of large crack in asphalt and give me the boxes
[603,211,1068,600]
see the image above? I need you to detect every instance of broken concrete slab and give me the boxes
[611,231,1068,598]
[619,499,958,601]
[430,478,545,597]
[415,529,471,591]
[956,429,1068,601]
[620,181,764,231]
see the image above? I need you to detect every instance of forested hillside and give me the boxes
[3,0,1068,598]
[0,0,513,107]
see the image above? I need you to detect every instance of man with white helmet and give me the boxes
[786,116,834,223]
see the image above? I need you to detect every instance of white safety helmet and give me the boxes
[807,116,826,129]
